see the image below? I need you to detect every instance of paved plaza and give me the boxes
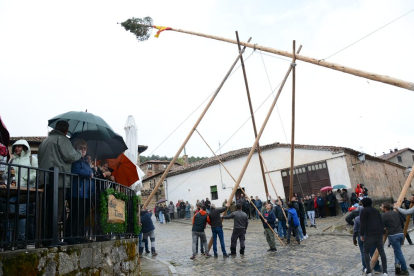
[139,215,414,276]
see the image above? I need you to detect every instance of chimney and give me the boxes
[394,148,398,152]
[183,155,189,168]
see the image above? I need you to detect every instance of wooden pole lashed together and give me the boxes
[235,31,269,197]
[370,167,414,270]
[206,55,294,252]
[142,38,252,208]
[289,40,297,201]
[195,129,284,247]
[133,24,414,91]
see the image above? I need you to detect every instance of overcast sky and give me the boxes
[1,1,413,160]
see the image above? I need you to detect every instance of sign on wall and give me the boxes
[107,194,125,223]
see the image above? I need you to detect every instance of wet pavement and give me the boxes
[140,215,372,276]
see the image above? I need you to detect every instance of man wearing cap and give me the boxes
[208,203,228,258]
[38,120,82,246]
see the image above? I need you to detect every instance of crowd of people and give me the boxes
[1,121,119,248]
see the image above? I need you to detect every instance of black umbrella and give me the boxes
[70,132,127,161]
[48,111,116,139]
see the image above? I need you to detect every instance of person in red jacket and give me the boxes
[314,196,319,218]
[355,184,364,198]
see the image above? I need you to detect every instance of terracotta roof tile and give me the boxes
[377,148,414,160]
[10,136,46,143]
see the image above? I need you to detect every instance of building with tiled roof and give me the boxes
[162,142,410,210]
[378,148,414,169]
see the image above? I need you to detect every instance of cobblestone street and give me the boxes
[140,215,362,276]
[140,215,414,276]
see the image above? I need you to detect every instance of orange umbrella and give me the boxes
[106,153,139,187]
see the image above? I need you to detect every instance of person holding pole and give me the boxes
[223,203,248,256]
[360,198,388,276]
[208,204,229,258]
[259,203,277,252]
[381,202,408,275]
[190,205,212,259]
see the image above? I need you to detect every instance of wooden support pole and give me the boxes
[134,25,414,91]
[289,40,297,201]
[258,152,288,221]
[370,166,414,269]
[206,58,293,252]
[402,202,414,245]
[235,31,269,197]
[289,42,302,200]
[195,129,284,247]
[142,37,252,208]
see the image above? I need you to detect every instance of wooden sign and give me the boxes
[107,195,125,224]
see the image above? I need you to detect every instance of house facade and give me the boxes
[139,160,182,208]
[165,143,409,207]
[378,148,414,170]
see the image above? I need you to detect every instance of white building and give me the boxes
[165,142,407,207]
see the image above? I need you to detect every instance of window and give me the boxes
[397,156,403,163]
[147,164,153,169]
[282,171,287,177]
[210,185,218,200]
[150,180,155,189]
[163,164,167,169]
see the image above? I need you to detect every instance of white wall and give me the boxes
[166,147,349,206]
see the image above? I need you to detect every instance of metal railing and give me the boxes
[0,162,136,250]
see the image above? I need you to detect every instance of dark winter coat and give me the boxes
[141,212,155,233]
[260,210,276,229]
[326,193,336,208]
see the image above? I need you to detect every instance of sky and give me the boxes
[1,0,413,160]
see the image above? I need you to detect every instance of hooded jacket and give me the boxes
[38,130,82,188]
[288,208,300,227]
[192,210,211,232]
[260,209,276,229]
[10,140,38,187]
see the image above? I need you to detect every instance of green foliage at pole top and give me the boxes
[120,17,153,42]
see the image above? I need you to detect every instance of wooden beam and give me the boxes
[235,31,269,197]
[165,27,414,91]
[142,38,252,208]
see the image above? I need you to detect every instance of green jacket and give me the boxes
[38,130,81,188]
[11,139,38,187]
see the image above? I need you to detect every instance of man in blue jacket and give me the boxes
[259,203,277,252]
[140,208,158,256]
[66,139,95,245]
[287,203,300,245]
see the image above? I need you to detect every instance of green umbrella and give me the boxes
[332,184,347,189]
[48,111,116,139]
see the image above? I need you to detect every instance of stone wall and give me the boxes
[345,153,409,200]
[0,239,139,276]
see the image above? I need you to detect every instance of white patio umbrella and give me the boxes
[124,115,145,193]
